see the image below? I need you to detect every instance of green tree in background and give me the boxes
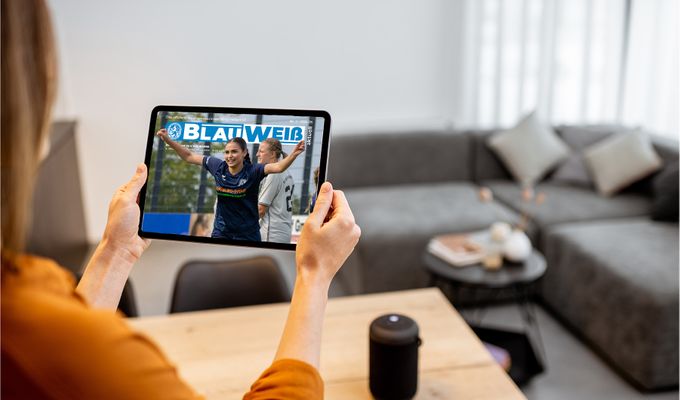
[146,112,221,214]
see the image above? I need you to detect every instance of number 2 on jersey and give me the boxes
[285,185,293,212]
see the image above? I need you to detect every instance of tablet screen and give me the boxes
[138,106,331,250]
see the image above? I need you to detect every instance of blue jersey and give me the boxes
[203,156,266,238]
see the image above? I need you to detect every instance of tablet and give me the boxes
[138,105,331,250]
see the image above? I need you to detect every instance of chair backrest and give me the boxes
[118,279,138,317]
[169,256,290,314]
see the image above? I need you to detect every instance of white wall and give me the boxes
[49,0,457,242]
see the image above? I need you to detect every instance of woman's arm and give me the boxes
[76,164,151,309]
[157,129,203,165]
[273,182,361,368]
[264,140,305,175]
[246,183,357,399]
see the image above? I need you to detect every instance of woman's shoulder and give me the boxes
[2,285,202,399]
[247,162,266,176]
[1,252,85,332]
[2,252,76,294]
[204,155,227,175]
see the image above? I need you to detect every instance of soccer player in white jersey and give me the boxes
[257,138,295,243]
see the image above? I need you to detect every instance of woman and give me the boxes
[156,129,304,241]
[1,1,361,398]
[256,138,295,243]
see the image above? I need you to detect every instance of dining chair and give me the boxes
[169,256,290,314]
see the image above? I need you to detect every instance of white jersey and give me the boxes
[259,171,294,243]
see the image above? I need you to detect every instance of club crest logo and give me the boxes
[167,123,183,140]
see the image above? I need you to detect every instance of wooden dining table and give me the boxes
[129,287,526,399]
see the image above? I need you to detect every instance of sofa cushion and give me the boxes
[327,130,471,189]
[650,135,680,166]
[651,162,679,222]
[550,125,619,187]
[583,131,662,196]
[339,182,520,293]
[542,219,679,389]
[347,182,519,239]
[619,135,678,196]
[469,130,513,182]
[486,113,569,185]
[482,181,652,243]
[550,126,679,195]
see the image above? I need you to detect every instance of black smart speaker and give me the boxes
[369,314,421,400]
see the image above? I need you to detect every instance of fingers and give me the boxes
[306,182,333,227]
[120,164,147,197]
[329,189,355,223]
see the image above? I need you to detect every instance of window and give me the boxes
[454,0,678,139]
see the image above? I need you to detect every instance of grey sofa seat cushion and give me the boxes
[347,182,520,239]
[327,130,472,190]
[338,182,520,293]
[542,219,679,389]
[482,181,652,243]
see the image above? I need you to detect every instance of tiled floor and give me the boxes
[466,305,678,400]
[129,240,678,400]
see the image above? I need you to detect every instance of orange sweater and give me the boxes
[1,253,323,399]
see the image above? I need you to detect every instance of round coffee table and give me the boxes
[424,250,546,291]
[423,248,547,385]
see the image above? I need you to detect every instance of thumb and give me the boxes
[306,182,333,227]
[125,163,147,194]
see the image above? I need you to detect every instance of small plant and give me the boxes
[478,185,546,232]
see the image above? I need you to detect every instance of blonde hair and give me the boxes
[1,0,58,255]
[262,138,286,160]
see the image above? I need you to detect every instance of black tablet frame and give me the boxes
[138,105,332,251]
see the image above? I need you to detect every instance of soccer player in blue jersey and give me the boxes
[156,129,305,241]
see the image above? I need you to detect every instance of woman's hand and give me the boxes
[156,128,170,143]
[291,140,305,158]
[101,163,151,262]
[271,181,360,369]
[77,164,151,309]
[156,129,203,165]
[295,182,361,286]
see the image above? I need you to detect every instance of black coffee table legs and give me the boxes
[430,275,547,385]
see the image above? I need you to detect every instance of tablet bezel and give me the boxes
[138,105,332,251]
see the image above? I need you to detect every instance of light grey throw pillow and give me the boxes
[583,130,662,196]
[550,126,625,187]
[487,113,570,185]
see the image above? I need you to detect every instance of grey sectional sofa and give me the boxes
[327,127,678,390]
